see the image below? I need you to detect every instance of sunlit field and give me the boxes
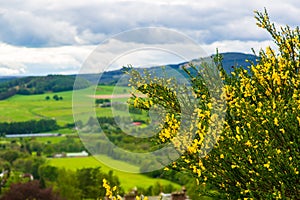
[48,155,180,192]
[0,85,134,127]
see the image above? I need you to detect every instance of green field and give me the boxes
[95,85,131,95]
[0,85,135,126]
[0,90,75,125]
[35,135,78,144]
[48,155,180,192]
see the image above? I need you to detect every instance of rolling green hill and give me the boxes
[0,85,130,126]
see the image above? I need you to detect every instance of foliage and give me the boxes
[0,75,90,100]
[82,116,158,159]
[0,157,125,199]
[0,137,85,159]
[76,167,123,199]
[0,89,17,100]
[128,9,300,199]
[53,168,82,200]
[95,98,111,104]
[0,180,62,200]
[39,165,59,183]
[102,178,122,200]
[0,119,59,135]
[13,157,46,179]
[0,150,21,164]
[102,178,151,200]
[51,137,85,154]
[52,95,63,101]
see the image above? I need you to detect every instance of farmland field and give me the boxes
[48,155,180,192]
[0,90,76,125]
[0,85,136,127]
[35,135,77,143]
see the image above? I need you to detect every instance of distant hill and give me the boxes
[0,76,19,83]
[77,52,258,85]
[219,52,258,73]
[167,52,258,75]
[0,52,258,100]
[0,75,91,100]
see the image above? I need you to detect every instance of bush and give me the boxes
[0,180,62,200]
[128,9,300,199]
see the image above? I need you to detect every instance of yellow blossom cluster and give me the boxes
[159,113,180,142]
[102,179,121,200]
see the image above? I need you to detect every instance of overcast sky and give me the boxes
[0,0,299,75]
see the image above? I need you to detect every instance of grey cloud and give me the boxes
[0,8,78,47]
[0,0,299,47]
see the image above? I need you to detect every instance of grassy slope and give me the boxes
[0,90,75,125]
[0,86,131,126]
[48,155,180,192]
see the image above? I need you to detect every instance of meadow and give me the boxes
[48,155,180,192]
[0,85,133,127]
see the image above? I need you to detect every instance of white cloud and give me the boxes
[0,67,25,76]
[0,42,94,75]
[0,38,278,76]
[201,40,277,55]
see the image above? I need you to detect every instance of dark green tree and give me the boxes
[53,95,59,101]
[0,180,62,200]
[54,169,82,200]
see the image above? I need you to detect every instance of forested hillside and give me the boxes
[0,75,90,100]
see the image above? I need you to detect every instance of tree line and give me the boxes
[0,75,90,100]
[0,119,59,135]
